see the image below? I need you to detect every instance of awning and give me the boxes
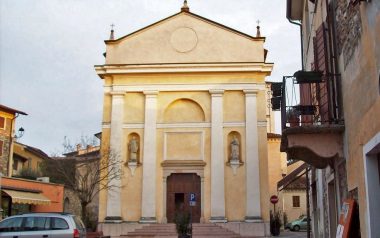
[277,163,308,191]
[2,189,51,205]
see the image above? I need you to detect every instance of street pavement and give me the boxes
[276,231,307,237]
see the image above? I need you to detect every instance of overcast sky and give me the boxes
[0,0,301,155]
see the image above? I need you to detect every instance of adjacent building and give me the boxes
[279,0,380,237]
[1,176,64,218]
[0,104,27,177]
[95,2,278,236]
[12,142,49,176]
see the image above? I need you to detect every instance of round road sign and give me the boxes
[270,195,279,204]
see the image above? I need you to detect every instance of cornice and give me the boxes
[95,62,274,77]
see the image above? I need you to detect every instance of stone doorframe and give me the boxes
[161,162,205,223]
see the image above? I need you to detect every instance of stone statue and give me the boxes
[230,136,240,161]
[128,136,139,162]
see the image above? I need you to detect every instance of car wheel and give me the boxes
[293,225,300,231]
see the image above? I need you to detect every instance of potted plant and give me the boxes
[286,107,300,127]
[293,70,323,84]
[174,208,191,238]
[270,210,282,236]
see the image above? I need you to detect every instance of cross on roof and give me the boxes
[110,24,115,30]
[181,0,189,12]
[256,20,260,26]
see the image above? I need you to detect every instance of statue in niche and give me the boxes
[230,136,240,161]
[128,136,139,162]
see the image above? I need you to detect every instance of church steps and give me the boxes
[122,223,243,238]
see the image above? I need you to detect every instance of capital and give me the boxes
[209,89,225,96]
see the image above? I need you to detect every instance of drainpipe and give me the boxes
[330,0,343,121]
[288,19,304,71]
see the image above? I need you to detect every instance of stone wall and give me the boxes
[63,187,99,229]
[0,135,10,175]
[63,188,81,216]
[335,0,362,68]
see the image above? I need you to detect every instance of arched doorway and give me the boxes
[166,173,201,223]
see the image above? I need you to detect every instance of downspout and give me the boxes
[288,18,304,71]
[286,0,304,71]
[330,0,343,121]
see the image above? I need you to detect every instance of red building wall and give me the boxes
[2,177,64,212]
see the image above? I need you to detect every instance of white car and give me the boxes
[0,213,86,238]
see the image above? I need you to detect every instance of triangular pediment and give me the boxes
[105,11,266,65]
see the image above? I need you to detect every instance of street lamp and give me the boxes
[14,127,25,141]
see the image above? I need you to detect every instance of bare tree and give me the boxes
[42,136,122,228]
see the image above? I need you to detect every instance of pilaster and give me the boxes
[244,90,262,221]
[105,91,125,222]
[140,91,158,223]
[209,89,227,222]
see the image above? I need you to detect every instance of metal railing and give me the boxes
[273,74,343,130]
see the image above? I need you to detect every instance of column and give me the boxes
[244,90,262,221]
[140,91,158,223]
[209,89,227,222]
[105,91,125,221]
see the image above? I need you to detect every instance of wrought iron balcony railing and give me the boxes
[269,71,343,130]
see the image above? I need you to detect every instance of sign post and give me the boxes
[270,195,279,210]
[270,195,279,235]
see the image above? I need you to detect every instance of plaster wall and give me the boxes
[339,3,380,238]
[13,143,45,173]
[2,177,64,212]
[282,190,307,222]
[105,13,265,65]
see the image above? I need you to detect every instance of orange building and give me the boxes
[1,176,64,218]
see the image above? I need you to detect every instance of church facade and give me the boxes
[95,3,274,236]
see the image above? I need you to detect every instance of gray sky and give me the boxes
[0,0,301,155]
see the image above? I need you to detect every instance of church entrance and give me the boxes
[167,173,201,223]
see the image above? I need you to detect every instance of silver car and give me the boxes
[0,213,86,238]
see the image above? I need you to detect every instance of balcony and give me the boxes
[271,71,344,169]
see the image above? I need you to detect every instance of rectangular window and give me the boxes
[0,117,5,129]
[0,140,3,156]
[13,159,18,171]
[293,195,301,208]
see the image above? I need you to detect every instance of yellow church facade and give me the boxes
[95,4,274,236]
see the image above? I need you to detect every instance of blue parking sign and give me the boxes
[189,193,196,206]
[190,193,196,202]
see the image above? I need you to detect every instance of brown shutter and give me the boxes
[313,23,330,123]
[0,117,5,129]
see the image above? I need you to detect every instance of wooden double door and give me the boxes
[167,173,201,223]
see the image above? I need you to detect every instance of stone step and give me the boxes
[122,223,242,238]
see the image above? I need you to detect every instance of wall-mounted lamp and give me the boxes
[14,127,25,140]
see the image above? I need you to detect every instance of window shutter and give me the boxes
[313,23,330,123]
[0,117,5,129]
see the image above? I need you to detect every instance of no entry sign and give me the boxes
[270,195,279,204]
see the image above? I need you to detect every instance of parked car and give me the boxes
[0,213,86,238]
[285,216,309,231]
